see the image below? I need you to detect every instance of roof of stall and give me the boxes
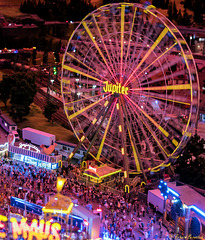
[83,164,121,179]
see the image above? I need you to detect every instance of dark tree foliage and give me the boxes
[176,9,183,25]
[184,0,204,24]
[151,0,167,9]
[0,73,36,121]
[175,134,205,189]
[9,72,37,121]
[0,75,15,108]
[181,8,191,26]
[167,2,173,21]
[103,0,129,4]
[43,101,59,122]
[172,1,178,21]
[184,0,192,9]
[20,0,96,22]
[165,0,169,9]
[193,0,204,23]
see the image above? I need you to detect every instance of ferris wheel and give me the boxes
[61,2,199,181]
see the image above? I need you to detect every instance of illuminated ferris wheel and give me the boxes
[61,2,199,181]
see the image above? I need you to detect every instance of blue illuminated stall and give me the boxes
[8,144,62,170]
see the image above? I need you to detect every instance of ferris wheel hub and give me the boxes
[103,81,129,95]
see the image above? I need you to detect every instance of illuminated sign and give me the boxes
[103,81,129,95]
[0,215,61,240]
[88,166,97,172]
[0,142,8,154]
[12,153,58,170]
[19,143,40,153]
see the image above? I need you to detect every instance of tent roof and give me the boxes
[72,204,99,221]
[43,193,73,213]
[84,164,121,179]
[167,182,205,213]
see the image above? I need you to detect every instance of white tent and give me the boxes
[72,204,100,239]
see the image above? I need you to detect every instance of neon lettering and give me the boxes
[103,81,129,95]
[51,223,61,240]
[10,217,61,240]
[0,215,7,238]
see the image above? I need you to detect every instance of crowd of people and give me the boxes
[0,158,174,240]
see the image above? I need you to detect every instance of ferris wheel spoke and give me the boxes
[63,64,105,84]
[139,69,188,87]
[121,97,147,178]
[68,93,112,120]
[92,15,118,80]
[126,106,157,167]
[124,27,169,87]
[126,97,169,157]
[96,100,117,160]
[120,4,125,79]
[135,42,178,79]
[65,92,109,105]
[130,91,191,106]
[126,103,157,167]
[125,95,170,139]
[82,21,117,83]
[83,97,115,160]
[130,83,191,92]
[65,52,112,84]
[124,7,136,76]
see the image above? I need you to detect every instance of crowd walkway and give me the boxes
[0,159,178,240]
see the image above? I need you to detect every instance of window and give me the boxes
[77,150,80,154]
[12,126,15,130]
[63,146,67,150]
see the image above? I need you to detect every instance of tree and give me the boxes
[0,75,15,107]
[176,9,183,25]
[193,0,203,24]
[9,72,37,121]
[175,134,205,189]
[172,1,178,21]
[167,2,173,21]
[43,101,59,122]
[182,8,191,26]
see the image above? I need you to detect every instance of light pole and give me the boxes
[50,79,54,93]
[158,180,168,221]
[24,191,29,218]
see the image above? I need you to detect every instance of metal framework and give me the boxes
[61,3,200,183]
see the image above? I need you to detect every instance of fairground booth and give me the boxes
[83,164,121,183]
[8,143,62,170]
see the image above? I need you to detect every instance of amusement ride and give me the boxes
[61,2,200,183]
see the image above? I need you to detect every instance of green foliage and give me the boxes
[0,72,37,121]
[43,101,59,122]
[20,0,96,22]
[182,8,192,26]
[184,0,204,24]
[173,1,178,21]
[168,2,173,21]
[0,75,15,107]
[175,134,205,189]
[10,72,37,121]
[176,9,183,25]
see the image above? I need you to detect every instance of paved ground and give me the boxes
[68,189,172,240]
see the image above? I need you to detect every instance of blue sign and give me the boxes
[12,153,58,170]
[10,197,43,215]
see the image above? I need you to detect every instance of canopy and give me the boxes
[83,164,121,181]
[42,193,73,215]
